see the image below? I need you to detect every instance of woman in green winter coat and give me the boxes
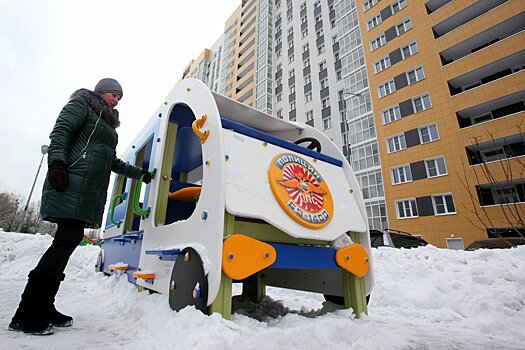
[9,78,151,335]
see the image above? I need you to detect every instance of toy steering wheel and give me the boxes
[294,137,322,152]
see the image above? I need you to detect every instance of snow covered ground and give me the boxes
[1,232,524,350]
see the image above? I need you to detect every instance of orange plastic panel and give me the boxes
[108,264,128,271]
[222,234,277,280]
[133,271,156,280]
[168,187,202,202]
[335,244,369,278]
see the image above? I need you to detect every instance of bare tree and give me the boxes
[458,123,525,241]
[0,192,22,232]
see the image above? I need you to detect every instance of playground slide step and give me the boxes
[145,248,181,261]
[108,263,129,271]
[133,271,156,280]
[168,187,202,202]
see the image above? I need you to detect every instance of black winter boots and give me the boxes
[9,271,54,335]
[9,271,73,335]
[45,273,73,327]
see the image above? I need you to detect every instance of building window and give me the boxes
[306,110,314,121]
[276,93,282,102]
[314,1,321,9]
[304,75,311,85]
[418,123,439,143]
[364,0,379,12]
[401,41,418,58]
[351,141,381,171]
[378,80,396,97]
[300,2,306,11]
[391,165,412,184]
[301,15,308,24]
[391,0,406,14]
[323,117,332,130]
[336,69,342,80]
[322,97,330,108]
[289,69,295,78]
[290,101,296,110]
[302,28,309,38]
[290,85,296,94]
[347,114,376,145]
[425,156,447,177]
[315,14,322,23]
[288,27,293,35]
[288,40,294,49]
[320,78,328,89]
[406,66,425,84]
[432,193,456,215]
[367,14,382,31]
[276,49,282,58]
[316,28,324,39]
[302,43,309,53]
[318,44,326,54]
[382,105,401,124]
[412,93,431,112]
[387,133,407,153]
[396,18,412,35]
[289,53,294,63]
[396,198,418,218]
[366,200,388,230]
[305,91,312,102]
[319,60,327,71]
[357,169,385,200]
[304,58,311,68]
[276,109,283,119]
[374,56,391,73]
[370,34,386,51]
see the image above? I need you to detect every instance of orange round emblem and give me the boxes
[268,153,334,229]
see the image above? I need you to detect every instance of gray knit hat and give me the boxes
[94,78,123,98]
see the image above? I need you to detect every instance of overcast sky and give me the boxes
[0,0,239,203]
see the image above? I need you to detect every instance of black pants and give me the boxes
[32,218,86,278]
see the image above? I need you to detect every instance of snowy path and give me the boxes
[1,232,524,350]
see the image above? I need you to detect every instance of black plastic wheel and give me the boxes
[294,137,322,152]
[169,247,208,313]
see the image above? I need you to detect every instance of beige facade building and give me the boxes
[359,0,525,248]
[181,0,525,248]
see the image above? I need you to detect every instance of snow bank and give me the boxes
[1,232,524,349]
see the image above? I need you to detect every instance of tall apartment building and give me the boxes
[182,0,525,248]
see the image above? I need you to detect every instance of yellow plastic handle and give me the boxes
[192,114,210,144]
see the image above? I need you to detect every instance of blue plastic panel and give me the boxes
[145,248,181,261]
[268,243,340,269]
[101,231,144,283]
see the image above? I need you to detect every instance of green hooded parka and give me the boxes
[40,89,143,228]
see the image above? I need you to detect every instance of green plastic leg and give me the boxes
[208,272,232,320]
[342,270,368,318]
[242,272,266,303]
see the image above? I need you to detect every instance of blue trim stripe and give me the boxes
[221,118,343,167]
[268,243,340,269]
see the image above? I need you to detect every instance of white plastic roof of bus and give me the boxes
[211,91,304,133]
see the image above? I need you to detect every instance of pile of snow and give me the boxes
[1,232,524,349]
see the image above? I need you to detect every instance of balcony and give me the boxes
[448,50,525,96]
[439,13,525,65]
[432,0,508,38]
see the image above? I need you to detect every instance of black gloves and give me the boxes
[48,161,68,191]
[141,169,152,184]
